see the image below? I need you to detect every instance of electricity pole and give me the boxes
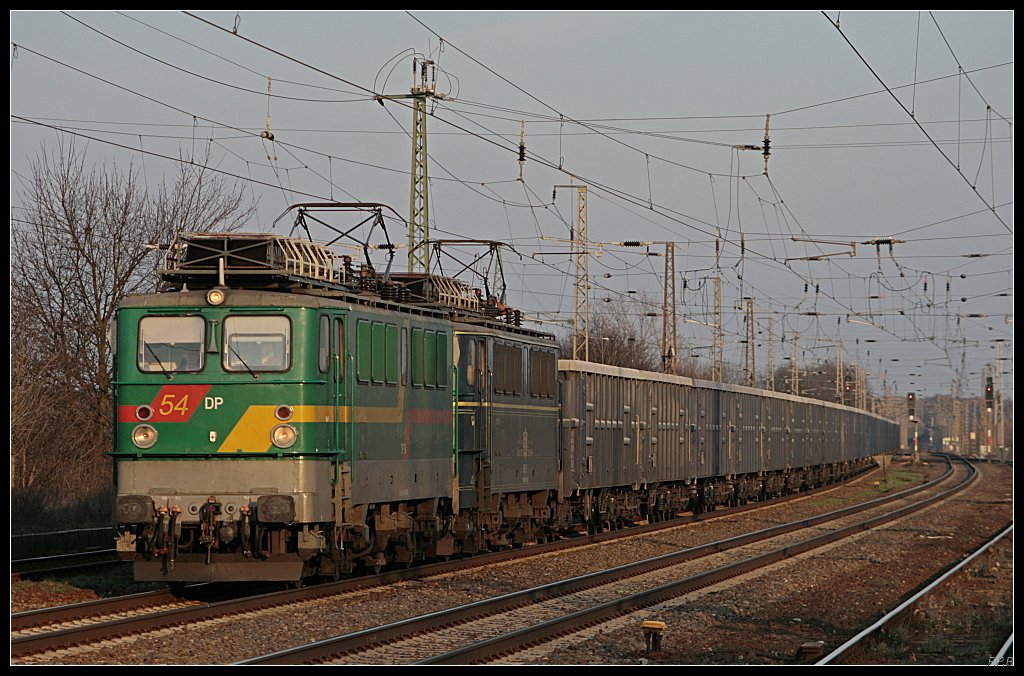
[375,58,447,273]
[554,185,590,361]
[743,298,755,386]
[790,333,800,397]
[662,241,677,373]
[711,277,723,381]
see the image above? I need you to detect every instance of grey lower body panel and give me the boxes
[350,456,452,505]
[116,457,334,524]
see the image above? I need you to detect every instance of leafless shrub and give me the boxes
[10,138,255,507]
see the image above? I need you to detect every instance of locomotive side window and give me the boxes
[356,319,372,382]
[435,331,447,389]
[494,342,523,395]
[371,322,386,384]
[477,339,487,390]
[529,349,556,398]
[385,324,399,385]
[424,331,437,388]
[318,315,330,373]
[466,338,477,387]
[335,318,345,378]
[400,327,408,385]
[493,343,505,393]
[411,328,425,386]
[223,315,290,372]
[138,315,205,373]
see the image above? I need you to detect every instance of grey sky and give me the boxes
[10,10,1014,407]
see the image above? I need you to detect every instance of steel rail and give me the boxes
[817,521,1013,665]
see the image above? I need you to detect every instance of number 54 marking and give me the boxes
[158,393,190,417]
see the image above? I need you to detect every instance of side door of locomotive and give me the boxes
[455,332,488,452]
[454,332,488,507]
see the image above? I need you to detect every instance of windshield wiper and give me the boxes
[145,344,173,380]
[228,343,259,379]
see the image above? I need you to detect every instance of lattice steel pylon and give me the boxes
[836,342,844,404]
[375,58,445,273]
[766,315,775,391]
[743,298,755,386]
[572,186,590,361]
[662,241,677,373]
[408,91,430,272]
[711,277,723,382]
[790,332,800,396]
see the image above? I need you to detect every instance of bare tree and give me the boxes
[10,139,255,504]
[558,295,661,371]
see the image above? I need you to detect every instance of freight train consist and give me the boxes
[112,222,900,582]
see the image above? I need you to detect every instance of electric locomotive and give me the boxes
[112,229,559,581]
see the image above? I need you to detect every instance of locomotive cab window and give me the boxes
[138,315,205,373]
[223,315,291,372]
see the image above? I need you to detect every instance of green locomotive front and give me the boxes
[112,234,455,582]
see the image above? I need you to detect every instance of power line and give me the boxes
[928,12,1013,126]
[12,115,332,203]
[183,11,380,98]
[115,11,369,97]
[62,12,371,104]
[822,12,1013,236]
[772,60,1012,117]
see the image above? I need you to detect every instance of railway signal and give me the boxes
[907,392,916,421]
[985,377,994,412]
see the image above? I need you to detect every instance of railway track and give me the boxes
[12,527,122,579]
[12,550,123,580]
[237,457,971,664]
[818,523,1014,665]
[10,457,946,664]
[12,589,205,640]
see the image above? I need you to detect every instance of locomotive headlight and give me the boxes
[256,494,295,523]
[132,424,158,449]
[206,288,226,306]
[275,405,294,421]
[115,495,154,523]
[271,424,297,448]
